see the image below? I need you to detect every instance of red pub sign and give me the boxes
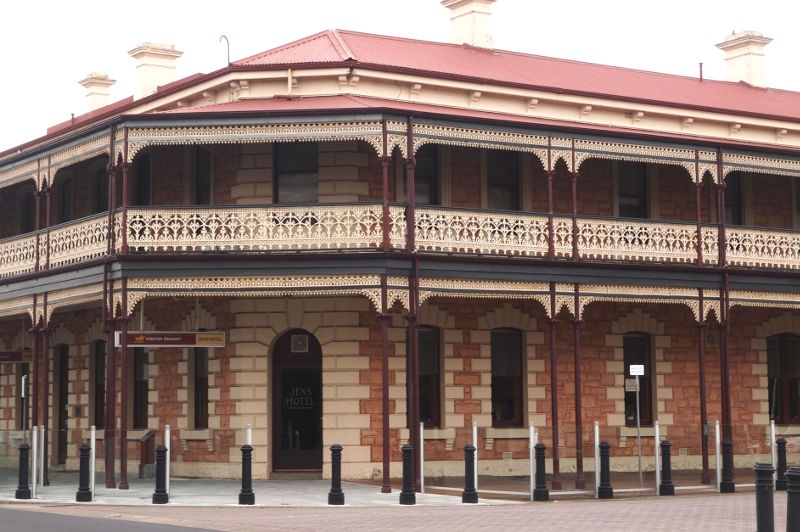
[114,331,225,348]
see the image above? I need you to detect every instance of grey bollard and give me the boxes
[775,438,787,491]
[152,445,169,504]
[15,443,31,500]
[720,439,735,493]
[76,443,93,502]
[658,440,674,496]
[462,444,478,503]
[238,444,255,505]
[598,441,613,499]
[328,444,344,505]
[786,467,800,532]
[754,462,775,532]
[399,444,415,505]
[533,442,549,502]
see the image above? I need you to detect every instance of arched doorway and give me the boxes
[272,329,322,471]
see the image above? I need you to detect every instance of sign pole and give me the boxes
[636,374,642,486]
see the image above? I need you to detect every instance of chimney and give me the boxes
[442,0,495,48]
[128,42,183,99]
[79,73,116,112]
[716,30,772,86]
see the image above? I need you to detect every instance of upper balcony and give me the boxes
[3,203,800,281]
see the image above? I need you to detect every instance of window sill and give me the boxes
[619,425,667,438]
[398,427,456,451]
[485,427,530,450]
[181,429,214,452]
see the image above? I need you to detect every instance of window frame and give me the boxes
[417,326,442,429]
[490,328,524,428]
[275,142,319,204]
[623,332,654,427]
[486,149,520,211]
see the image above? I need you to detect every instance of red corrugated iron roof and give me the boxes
[235,29,800,122]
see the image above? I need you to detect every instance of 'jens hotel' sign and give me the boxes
[114,331,225,348]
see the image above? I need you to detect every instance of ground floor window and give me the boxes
[624,332,653,426]
[768,333,800,425]
[192,347,209,429]
[92,340,105,429]
[133,348,149,429]
[418,326,441,428]
[491,328,523,427]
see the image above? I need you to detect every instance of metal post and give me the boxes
[715,420,722,492]
[462,444,478,503]
[15,443,31,499]
[720,439,735,493]
[533,443,549,502]
[152,445,169,504]
[76,443,92,502]
[654,421,661,492]
[472,421,478,493]
[635,374,642,487]
[39,425,45,487]
[753,462,775,532]
[239,444,255,505]
[246,424,252,446]
[529,422,535,501]
[786,467,800,532]
[31,426,37,498]
[399,445,415,505]
[327,444,344,505]
[776,438,788,491]
[90,426,96,501]
[165,425,170,496]
[594,421,600,499]
[770,420,777,487]
[420,422,425,494]
[659,440,674,496]
[598,441,613,499]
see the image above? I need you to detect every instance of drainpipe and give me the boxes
[119,278,130,490]
[120,128,130,255]
[570,141,579,260]
[716,150,732,442]
[548,282,562,489]
[104,310,117,489]
[381,120,391,252]
[547,137,555,260]
[30,296,39,429]
[694,151,704,266]
[379,274,392,493]
[44,158,52,269]
[697,288,711,484]
[40,297,49,486]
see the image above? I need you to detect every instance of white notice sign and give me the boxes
[629,364,645,376]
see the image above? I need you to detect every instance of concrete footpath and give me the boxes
[0,470,792,531]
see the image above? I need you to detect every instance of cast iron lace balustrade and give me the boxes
[726,225,800,269]
[0,234,37,278]
[47,214,110,268]
[575,217,699,263]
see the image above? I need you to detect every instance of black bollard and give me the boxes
[598,441,613,499]
[659,440,675,496]
[238,444,255,505]
[786,467,800,532]
[399,444,415,505]
[775,438,787,491]
[462,444,478,503]
[75,443,92,502]
[15,443,31,500]
[753,462,775,532]
[328,444,345,505]
[152,444,169,504]
[533,442,549,501]
[720,439,735,493]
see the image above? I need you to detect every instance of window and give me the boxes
[491,328,523,427]
[133,347,149,429]
[15,362,29,431]
[193,147,212,205]
[131,154,152,206]
[768,333,800,425]
[92,341,105,429]
[487,150,519,211]
[192,347,209,429]
[20,188,36,233]
[724,172,743,226]
[55,178,73,225]
[275,142,318,204]
[94,168,109,214]
[418,326,441,428]
[624,333,653,426]
[618,162,648,219]
[404,145,439,205]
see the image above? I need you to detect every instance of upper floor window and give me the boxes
[418,326,441,428]
[55,178,73,225]
[404,145,439,205]
[487,150,519,211]
[491,328,523,427]
[94,167,109,214]
[624,332,653,426]
[275,142,318,204]
[618,162,648,219]
[193,147,212,205]
[724,172,743,226]
[20,188,36,233]
[768,333,800,425]
[131,154,152,206]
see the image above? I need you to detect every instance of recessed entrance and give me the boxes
[272,329,322,471]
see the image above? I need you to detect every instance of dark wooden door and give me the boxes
[272,329,322,471]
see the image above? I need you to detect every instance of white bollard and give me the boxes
[654,421,661,494]
[246,424,252,446]
[39,425,45,488]
[420,422,425,494]
[31,426,38,499]
[90,426,96,501]
[594,421,600,499]
[472,421,478,492]
[165,425,171,495]
[529,422,535,501]
[715,420,721,492]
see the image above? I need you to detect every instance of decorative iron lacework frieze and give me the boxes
[578,284,709,322]
[721,151,800,181]
[572,138,701,182]
[418,278,551,316]
[118,275,385,317]
[47,134,110,184]
[410,122,550,163]
[385,120,408,158]
[729,289,800,311]
[45,283,105,325]
[121,121,386,161]
[0,158,39,190]
[0,296,34,322]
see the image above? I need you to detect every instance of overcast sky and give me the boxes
[2,0,798,152]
